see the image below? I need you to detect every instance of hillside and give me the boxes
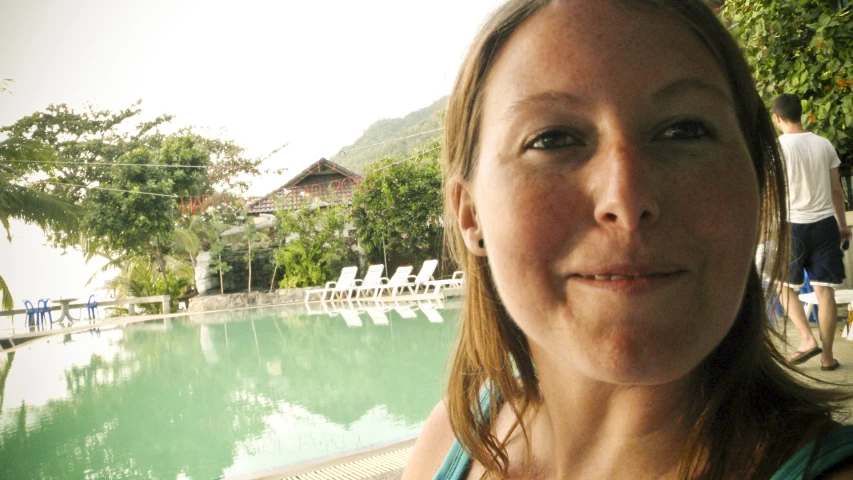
[332,96,446,173]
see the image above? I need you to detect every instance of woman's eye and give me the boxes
[656,120,713,141]
[526,131,581,150]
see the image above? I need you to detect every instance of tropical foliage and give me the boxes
[239,211,271,293]
[351,140,443,266]
[0,101,277,306]
[274,203,358,288]
[106,256,193,313]
[722,0,853,161]
[2,103,268,273]
[207,219,233,295]
[0,137,81,309]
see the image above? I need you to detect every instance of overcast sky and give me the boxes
[0,0,502,309]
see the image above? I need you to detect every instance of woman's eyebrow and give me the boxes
[652,77,733,106]
[502,91,586,121]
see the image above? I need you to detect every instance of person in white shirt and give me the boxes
[773,93,851,371]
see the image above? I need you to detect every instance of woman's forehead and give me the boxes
[482,0,730,109]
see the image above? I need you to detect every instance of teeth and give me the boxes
[585,275,643,281]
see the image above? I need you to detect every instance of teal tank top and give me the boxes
[434,417,853,479]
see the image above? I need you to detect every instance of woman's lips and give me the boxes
[568,270,687,292]
[576,272,677,281]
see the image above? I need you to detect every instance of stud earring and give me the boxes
[478,239,484,249]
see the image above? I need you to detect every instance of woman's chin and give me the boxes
[538,327,716,387]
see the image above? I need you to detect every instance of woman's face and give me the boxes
[458,0,760,385]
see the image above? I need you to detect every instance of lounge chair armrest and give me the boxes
[452,271,464,279]
[324,281,338,289]
[353,279,364,286]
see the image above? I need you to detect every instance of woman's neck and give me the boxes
[522,350,699,478]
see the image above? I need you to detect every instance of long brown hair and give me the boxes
[442,0,849,478]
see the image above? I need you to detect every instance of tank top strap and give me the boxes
[433,386,495,480]
[771,425,853,480]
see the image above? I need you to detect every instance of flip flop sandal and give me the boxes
[789,347,822,364]
[821,359,841,371]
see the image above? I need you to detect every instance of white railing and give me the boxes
[0,295,171,320]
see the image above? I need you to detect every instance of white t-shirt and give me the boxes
[779,132,840,224]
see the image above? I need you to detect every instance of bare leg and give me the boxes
[812,285,838,366]
[777,285,820,355]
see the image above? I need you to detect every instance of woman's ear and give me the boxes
[451,177,487,256]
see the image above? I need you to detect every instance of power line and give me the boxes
[337,128,443,156]
[1,159,208,169]
[3,128,445,168]
[49,182,180,198]
[371,146,441,173]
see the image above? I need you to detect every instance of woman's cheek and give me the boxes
[484,169,581,248]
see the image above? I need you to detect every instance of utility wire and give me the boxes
[49,182,180,198]
[3,128,444,168]
[371,146,441,173]
[31,145,438,200]
[337,128,443,156]
[1,160,208,169]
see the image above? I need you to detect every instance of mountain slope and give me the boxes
[332,96,446,173]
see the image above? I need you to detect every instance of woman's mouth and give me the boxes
[569,269,687,293]
[578,272,675,281]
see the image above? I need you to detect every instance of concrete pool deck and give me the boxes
[0,310,191,352]
[243,437,417,480]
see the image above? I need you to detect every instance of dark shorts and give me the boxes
[788,215,845,287]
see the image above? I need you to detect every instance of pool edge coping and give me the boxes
[236,435,418,480]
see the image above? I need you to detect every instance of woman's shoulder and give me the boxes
[402,400,460,480]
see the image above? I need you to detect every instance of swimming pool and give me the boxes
[0,299,459,479]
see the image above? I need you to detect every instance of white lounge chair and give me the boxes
[799,289,853,319]
[799,289,853,340]
[348,264,385,299]
[374,266,415,297]
[407,259,439,295]
[425,270,465,295]
[304,266,359,302]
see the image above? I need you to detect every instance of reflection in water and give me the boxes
[0,301,458,479]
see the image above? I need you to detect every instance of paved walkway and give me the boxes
[777,316,853,386]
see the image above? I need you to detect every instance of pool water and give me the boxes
[0,300,459,479]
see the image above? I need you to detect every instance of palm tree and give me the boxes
[171,215,206,292]
[0,138,80,309]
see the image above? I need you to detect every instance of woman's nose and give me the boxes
[591,141,660,232]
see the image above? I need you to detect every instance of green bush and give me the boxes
[351,140,444,267]
[723,0,853,161]
[274,203,359,288]
[107,256,192,313]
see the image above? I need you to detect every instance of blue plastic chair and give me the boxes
[84,294,99,320]
[37,298,53,324]
[23,300,38,326]
[799,272,819,324]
